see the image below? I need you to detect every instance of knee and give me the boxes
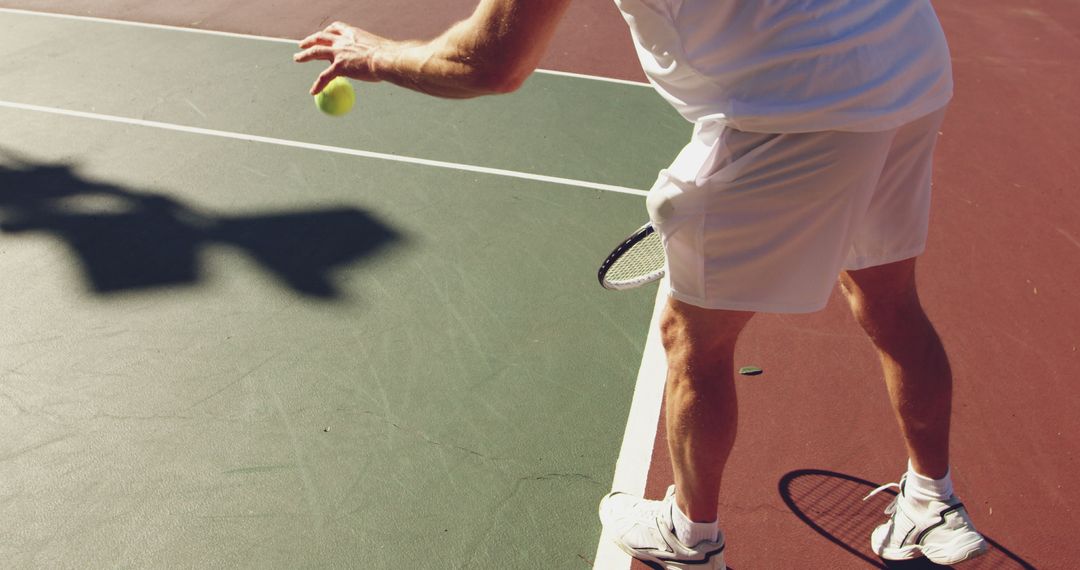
[659,309,695,366]
[658,301,748,366]
[839,276,877,329]
[840,278,928,343]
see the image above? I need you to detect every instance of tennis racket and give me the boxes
[597,222,666,290]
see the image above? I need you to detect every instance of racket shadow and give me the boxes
[778,469,1037,569]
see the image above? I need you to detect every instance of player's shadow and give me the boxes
[778,469,1037,569]
[0,151,402,298]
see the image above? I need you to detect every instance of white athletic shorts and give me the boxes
[646,107,947,313]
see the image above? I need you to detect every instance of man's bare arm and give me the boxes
[293,0,573,98]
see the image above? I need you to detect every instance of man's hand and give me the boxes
[293,22,400,95]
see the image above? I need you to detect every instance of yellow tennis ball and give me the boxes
[314,76,355,116]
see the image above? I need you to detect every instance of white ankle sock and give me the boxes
[905,460,954,502]
[671,500,719,546]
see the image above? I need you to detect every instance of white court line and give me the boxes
[530,68,648,88]
[0,100,648,197]
[0,7,299,44]
[593,282,668,570]
[0,7,651,88]
[1,8,666,566]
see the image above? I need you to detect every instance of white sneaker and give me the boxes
[865,476,989,565]
[599,485,725,570]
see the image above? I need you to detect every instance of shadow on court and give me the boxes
[778,469,1037,570]
[0,150,402,298]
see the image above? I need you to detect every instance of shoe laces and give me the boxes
[863,482,901,515]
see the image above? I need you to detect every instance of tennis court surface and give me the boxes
[1,2,1077,569]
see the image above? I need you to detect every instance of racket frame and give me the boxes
[597,222,666,290]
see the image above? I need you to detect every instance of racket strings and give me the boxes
[605,231,665,284]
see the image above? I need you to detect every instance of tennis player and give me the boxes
[295,1,987,567]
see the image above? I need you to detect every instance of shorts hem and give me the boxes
[667,289,828,315]
[843,246,926,272]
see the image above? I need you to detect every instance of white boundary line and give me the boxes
[593,283,668,570]
[1,8,665,565]
[0,7,299,44]
[531,68,648,88]
[0,7,651,88]
[0,100,649,197]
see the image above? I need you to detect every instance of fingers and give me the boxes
[298,31,336,50]
[293,45,335,63]
[295,20,355,60]
[299,22,348,45]
[295,21,366,94]
[310,62,343,95]
[326,21,350,34]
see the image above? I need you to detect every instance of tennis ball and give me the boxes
[314,76,355,116]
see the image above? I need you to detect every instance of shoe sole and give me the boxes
[878,534,990,565]
[923,535,990,565]
[611,540,722,570]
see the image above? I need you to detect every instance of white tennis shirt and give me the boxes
[614,0,953,132]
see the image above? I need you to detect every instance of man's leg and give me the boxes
[839,257,950,477]
[597,297,748,569]
[659,297,754,521]
[841,257,988,563]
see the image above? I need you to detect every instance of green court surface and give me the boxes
[0,11,686,568]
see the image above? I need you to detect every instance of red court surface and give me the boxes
[2,1,1076,568]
